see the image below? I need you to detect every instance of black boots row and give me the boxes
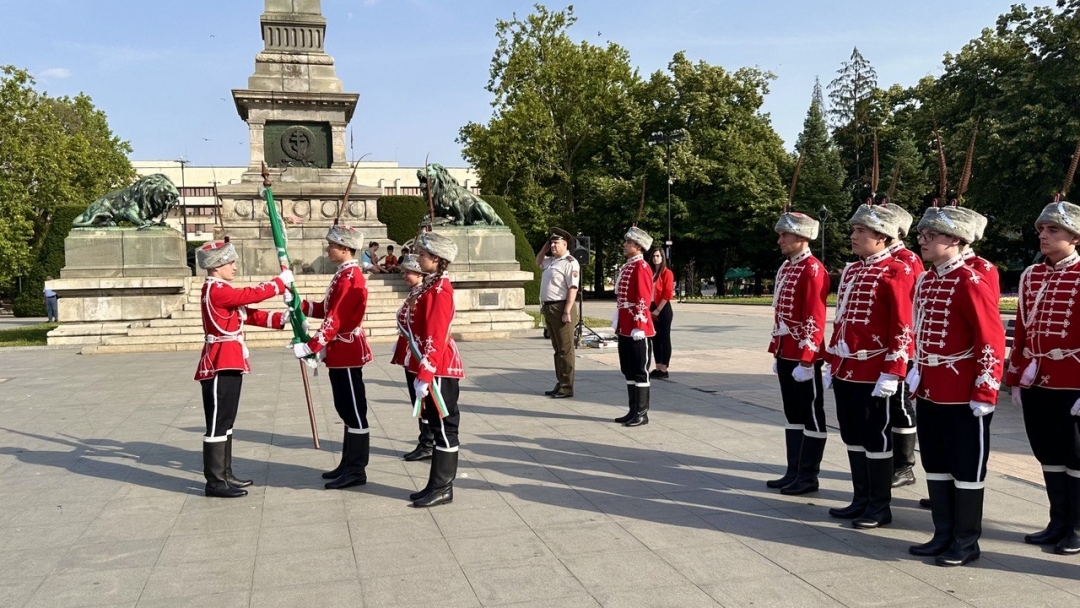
[614,385,649,426]
[1024,471,1080,555]
[409,449,458,508]
[203,435,252,498]
[402,418,434,462]
[908,480,984,566]
[323,431,369,490]
[828,451,893,529]
[765,429,826,496]
[891,432,917,488]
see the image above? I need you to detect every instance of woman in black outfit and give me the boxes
[649,248,675,379]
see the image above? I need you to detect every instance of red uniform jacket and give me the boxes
[1006,252,1080,390]
[912,255,1005,404]
[889,242,926,276]
[194,276,288,381]
[300,260,372,368]
[390,283,424,368]
[399,274,464,384]
[963,249,1001,300]
[769,249,830,364]
[828,249,915,383]
[615,255,655,337]
[653,268,675,305]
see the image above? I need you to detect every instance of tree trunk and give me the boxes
[592,236,605,294]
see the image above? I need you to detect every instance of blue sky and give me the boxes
[3,0,1014,168]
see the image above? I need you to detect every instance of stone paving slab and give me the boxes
[0,302,1077,607]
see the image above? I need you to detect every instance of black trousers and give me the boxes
[1021,387,1080,470]
[618,335,652,385]
[200,371,242,441]
[776,359,827,435]
[916,398,992,485]
[420,377,461,450]
[650,305,673,367]
[406,369,434,445]
[328,367,369,433]
[833,379,892,455]
[889,373,916,431]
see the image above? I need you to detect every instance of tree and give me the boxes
[828,47,879,199]
[0,65,134,290]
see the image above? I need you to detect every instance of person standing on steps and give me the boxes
[825,203,914,530]
[612,226,656,427]
[194,239,293,498]
[404,232,465,508]
[767,211,830,496]
[536,227,580,399]
[649,248,675,380]
[291,225,373,490]
[392,254,434,462]
[906,206,1004,567]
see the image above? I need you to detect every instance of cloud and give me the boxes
[38,67,72,79]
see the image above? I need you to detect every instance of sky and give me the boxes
[2,0,1018,169]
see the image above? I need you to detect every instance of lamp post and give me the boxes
[818,205,831,269]
[649,129,685,261]
[176,157,189,240]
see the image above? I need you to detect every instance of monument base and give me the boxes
[61,227,190,278]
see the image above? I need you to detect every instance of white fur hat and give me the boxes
[917,206,979,243]
[196,240,238,270]
[951,207,988,242]
[326,224,365,251]
[416,231,458,263]
[624,226,653,251]
[848,204,898,238]
[878,203,914,237]
[1035,200,1080,236]
[399,254,423,274]
[775,212,820,241]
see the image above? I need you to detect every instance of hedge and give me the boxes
[375,194,541,304]
[13,205,87,317]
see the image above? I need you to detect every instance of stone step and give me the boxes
[131,318,405,336]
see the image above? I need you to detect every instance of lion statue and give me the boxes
[72,174,181,229]
[417,163,504,226]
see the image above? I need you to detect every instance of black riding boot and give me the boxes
[781,434,826,495]
[909,480,955,556]
[615,384,636,424]
[853,456,893,529]
[403,418,435,462]
[1025,471,1070,545]
[767,428,803,489]
[937,488,983,566]
[1054,475,1080,555]
[829,450,869,519]
[624,386,650,427]
[204,441,246,498]
[413,449,458,508]
[223,435,253,488]
[322,429,349,479]
[325,433,369,490]
[891,432,917,488]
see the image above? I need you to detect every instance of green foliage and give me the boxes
[477,195,542,304]
[12,205,86,316]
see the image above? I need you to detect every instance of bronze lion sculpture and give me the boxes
[417,163,504,226]
[72,173,181,228]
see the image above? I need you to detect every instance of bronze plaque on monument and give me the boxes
[264,121,332,168]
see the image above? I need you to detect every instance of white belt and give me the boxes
[915,349,974,370]
[835,348,887,361]
[205,334,241,344]
[617,302,635,309]
[334,328,363,344]
[1024,347,1080,362]
[772,321,791,337]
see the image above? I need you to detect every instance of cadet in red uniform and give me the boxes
[825,204,915,529]
[906,206,1005,567]
[879,202,923,489]
[767,211,830,495]
[1007,200,1080,556]
[612,226,656,427]
[391,254,435,462]
[194,240,293,498]
[292,225,374,490]
[404,232,465,508]
[955,208,1000,298]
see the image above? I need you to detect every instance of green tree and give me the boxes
[828,47,880,200]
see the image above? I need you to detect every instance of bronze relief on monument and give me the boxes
[264,121,332,168]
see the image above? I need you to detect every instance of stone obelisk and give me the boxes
[216,0,385,275]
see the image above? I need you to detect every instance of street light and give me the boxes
[818,205,831,269]
[175,157,189,240]
[649,128,685,261]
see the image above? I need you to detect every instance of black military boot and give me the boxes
[322,429,349,479]
[223,435,252,488]
[891,432,917,488]
[829,450,869,519]
[909,479,955,556]
[767,428,803,489]
[204,441,246,498]
[937,487,983,566]
[413,449,458,508]
[403,418,435,462]
[1025,471,1070,545]
[1054,474,1080,555]
[853,455,893,529]
[624,386,650,427]
[614,384,636,424]
[325,433,369,490]
[781,434,826,495]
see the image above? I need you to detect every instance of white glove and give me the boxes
[611,308,619,331]
[772,360,778,374]
[905,367,920,394]
[292,342,313,359]
[1020,360,1037,387]
[390,341,397,358]
[792,364,815,383]
[970,401,995,417]
[871,374,899,398]
[1011,386,1023,407]
[822,363,833,389]
[283,290,294,305]
[413,378,430,399]
[1071,397,1080,417]
[630,329,646,341]
[278,269,295,286]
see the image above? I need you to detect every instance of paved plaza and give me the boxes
[1,303,1078,607]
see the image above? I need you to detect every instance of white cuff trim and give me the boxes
[892,427,918,435]
[925,473,954,481]
[346,427,369,435]
[954,480,985,490]
[203,435,229,443]
[784,423,803,431]
[845,445,866,453]
[803,430,829,439]
[866,451,893,460]
[1067,469,1080,479]
[1043,465,1068,473]
[435,445,460,453]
